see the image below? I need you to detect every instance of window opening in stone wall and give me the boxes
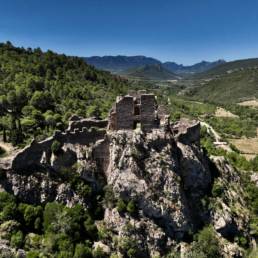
[134,105,140,116]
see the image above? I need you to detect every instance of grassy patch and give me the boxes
[168,95,216,120]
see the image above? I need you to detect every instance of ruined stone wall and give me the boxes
[140,94,158,131]
[157,105,170,126]
[67,119,108,132]
[11,128,106,172]
[173,120,200,145]
[11,137,53,172]
[116,96,134,130]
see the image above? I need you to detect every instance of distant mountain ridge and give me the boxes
[84,55,226,75]
[163,59,226,74]
[85,55,161,73]
[192,58,258,78]
[121,63,178,80]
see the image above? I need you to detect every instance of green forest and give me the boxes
[0,42,130,146]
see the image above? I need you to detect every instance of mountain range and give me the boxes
[163,59,226,74]
[84,55,226,76]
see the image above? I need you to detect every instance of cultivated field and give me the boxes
[215,107,238,118]
[229,137,258,157]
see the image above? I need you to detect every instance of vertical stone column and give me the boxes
[140,94,157,131]
[116,96,134,130]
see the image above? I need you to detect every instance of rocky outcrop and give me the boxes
[0,239,26,258]
[251,172,258,187]
[11,127,106,172]
[210,156,249,235]
[209,156,250,257]
[101,128,212,256]
[0,116,251,257]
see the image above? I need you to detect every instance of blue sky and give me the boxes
[0,0,258,65]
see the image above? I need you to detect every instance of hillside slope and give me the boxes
[187,67,258,104]
[194,58,258,78]
[122,64,178,80]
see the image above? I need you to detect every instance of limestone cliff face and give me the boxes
[101,129,210,256]
[0,121,250,257]
[100,130,249,257]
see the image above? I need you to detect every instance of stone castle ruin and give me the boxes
[4,91,200,173]
[108,90,173,132]
[108,91,159,131]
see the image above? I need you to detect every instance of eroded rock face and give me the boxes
[0,140,105,206]
[0,239,26,258]
[102,129,213,256]
[251,172,258,187]
[0,170,87,207]
[210,156,250,257]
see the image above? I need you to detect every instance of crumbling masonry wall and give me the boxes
[116,96,134,130]
[67,118,108,132]
[140,94,158,131]
[11,127,106,172]
[108,92,160,131]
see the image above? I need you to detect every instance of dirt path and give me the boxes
[200,121,232,152]
[200,121,221,142]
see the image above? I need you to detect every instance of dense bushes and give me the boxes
[0,191,99,257]
[189,226,222,258]
[51,140,62,155]
[211,180,224,198]
[116,198,138,216]
[116,198,127,213]
[206,116,257,138]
